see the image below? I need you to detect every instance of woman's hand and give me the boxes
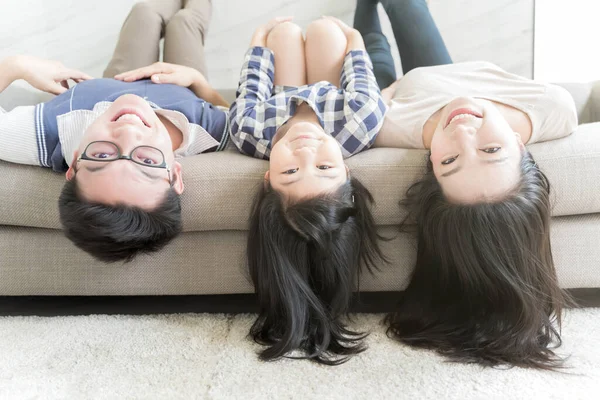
[114,62,204,88]
[250,16,294,47]
[3,55,92,95]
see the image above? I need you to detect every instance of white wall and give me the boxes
[534,0,600,82]
[0,0,534,97]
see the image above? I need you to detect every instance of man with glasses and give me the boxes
[0,0,227,262]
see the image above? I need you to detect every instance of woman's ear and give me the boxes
[345,164,350,178]
[171,161,185,194]
[515,131,525,150]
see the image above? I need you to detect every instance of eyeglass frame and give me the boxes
[75,140,172,185]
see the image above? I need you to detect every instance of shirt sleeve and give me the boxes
[334,50,388,156]
[533,84,579,143]
[228,47,276,160]
[0,104,42,166]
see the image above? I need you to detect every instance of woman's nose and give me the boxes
[454,124,476,137]
[453,125,477,144]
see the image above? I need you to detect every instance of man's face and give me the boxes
[430,97,524,204]
[66,94,184,209]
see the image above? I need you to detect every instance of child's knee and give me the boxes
[267,22,304,45]
[305,18,345,41]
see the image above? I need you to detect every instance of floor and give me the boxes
[0,308,598,399]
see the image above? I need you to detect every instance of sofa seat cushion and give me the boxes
[0,124,599,231]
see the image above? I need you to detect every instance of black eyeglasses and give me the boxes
[76,141,172,184]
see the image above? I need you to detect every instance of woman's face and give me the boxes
[430,97,524,203]
[267,121,347,201]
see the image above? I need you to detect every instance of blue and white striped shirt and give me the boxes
[229,47,387,160]
[0,79,229,172]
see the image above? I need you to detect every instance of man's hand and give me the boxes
[115,62,204,88]
[250,16,294,47]
[7,55,92,95]
[115,62,229,107]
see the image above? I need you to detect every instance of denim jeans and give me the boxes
[353,0,452,89]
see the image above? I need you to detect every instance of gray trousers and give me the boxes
[103,0,212,78]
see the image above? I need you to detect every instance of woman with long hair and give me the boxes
[228,17,388,364]
[353,0,578,368]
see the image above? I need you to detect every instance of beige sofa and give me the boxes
[1,83,599,297]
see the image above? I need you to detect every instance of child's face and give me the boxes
[267,121,347,201]
[66,94,184,210]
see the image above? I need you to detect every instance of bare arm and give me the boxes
[0,55,91,95]
[189,73,229,108]
[345,29,366,52]
[0,56,21,93]
[115,62,229,107]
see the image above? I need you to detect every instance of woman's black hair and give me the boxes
[385,151,572,369]
[247,176,386,365]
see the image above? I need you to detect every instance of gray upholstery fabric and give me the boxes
[1,215,598,295]
[1,123,600,231]
[0,81,599,295]
[0,226,413,295]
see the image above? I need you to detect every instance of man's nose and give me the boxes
[111,125,144,142]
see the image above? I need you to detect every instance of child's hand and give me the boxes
[250,16,294,47]
[114,62,204,88]
[321,16,355,37]
[8,55,92,95]
[322,16,365,52]
[381,85,395,104]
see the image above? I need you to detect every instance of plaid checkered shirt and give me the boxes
[228,47,388,160]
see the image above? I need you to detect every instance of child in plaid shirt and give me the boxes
[229,17,387,365]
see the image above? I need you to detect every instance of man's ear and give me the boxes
[171,161,185,194]
[263,170,270,189]
[66,151,79,181]
[345,164,350,178]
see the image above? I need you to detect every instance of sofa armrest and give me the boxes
[557,81,600,124]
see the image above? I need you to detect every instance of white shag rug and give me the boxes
[0,309,599,399]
